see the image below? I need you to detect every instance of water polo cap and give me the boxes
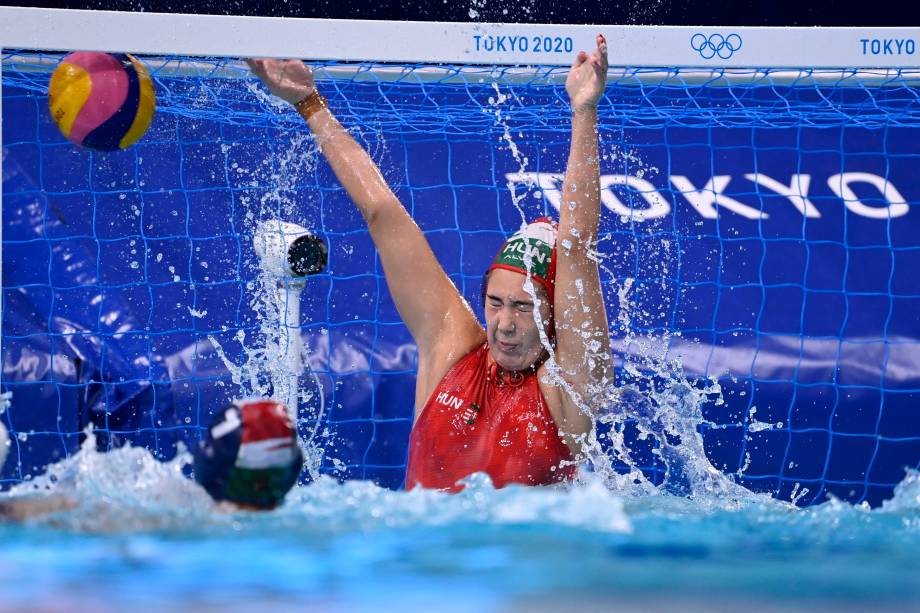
[487,217,558,302]
[193,399,303,510]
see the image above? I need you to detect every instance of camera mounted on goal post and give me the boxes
[253,220,328,279]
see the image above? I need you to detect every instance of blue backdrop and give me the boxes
[3,64,919,505]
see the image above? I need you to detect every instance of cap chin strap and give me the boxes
[487,348,549,388]
[489,360,526,387]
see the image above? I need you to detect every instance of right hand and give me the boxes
[246,58,316,105]
[565,34,608,113]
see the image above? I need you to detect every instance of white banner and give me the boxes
[1,7,920,67]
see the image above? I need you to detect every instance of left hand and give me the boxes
[566,34,608,113]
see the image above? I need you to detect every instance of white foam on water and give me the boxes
[5,422,920,544]
[277,471,632,535]
[881,468,920,514]
[4,431,216,533]
[2,433,632,536]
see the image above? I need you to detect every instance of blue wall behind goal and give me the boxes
[3,60,920,505]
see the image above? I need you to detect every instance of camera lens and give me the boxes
[288,234,328,277]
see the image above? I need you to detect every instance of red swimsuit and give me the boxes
[405,344,576,492]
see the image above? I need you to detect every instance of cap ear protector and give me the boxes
[193,399,303,510]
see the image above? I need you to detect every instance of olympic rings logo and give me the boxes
[690,33,743,60]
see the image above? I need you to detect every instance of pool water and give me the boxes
[2,443,919,612]
[4,53,920,612]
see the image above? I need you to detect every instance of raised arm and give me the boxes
[552,35,615,433]
[247,60,484,399]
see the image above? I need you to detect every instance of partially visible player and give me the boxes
[194,398,304,511]
[0,398,303,520]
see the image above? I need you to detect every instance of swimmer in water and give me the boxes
[248,34,613,492]
[0,398,303,520]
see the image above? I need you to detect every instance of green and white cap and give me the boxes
[487,217,558,300]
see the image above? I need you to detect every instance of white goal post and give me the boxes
[0,6,920,68]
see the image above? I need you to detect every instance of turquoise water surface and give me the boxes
[2,444,919,612]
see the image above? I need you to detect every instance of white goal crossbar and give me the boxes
[1,7,920,69]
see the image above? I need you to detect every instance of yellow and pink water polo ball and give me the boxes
[48,51,156,151]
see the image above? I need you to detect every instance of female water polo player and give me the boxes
[248,34,613,491]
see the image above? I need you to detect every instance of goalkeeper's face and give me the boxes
[484,268,552,372]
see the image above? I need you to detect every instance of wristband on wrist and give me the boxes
[295,90,328,120]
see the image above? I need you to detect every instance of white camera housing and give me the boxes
[253,220,327,278]
[252,222,326,409]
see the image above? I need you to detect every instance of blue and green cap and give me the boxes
[193,399,303,510]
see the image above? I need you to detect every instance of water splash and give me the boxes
[5,430,215,532]
[4,447,920,613]
[208,97,331,477]
[277,472,631,535]
[484,80,755,507]
[881,468,920,514]
[9,431,920,537]
[3,435,632,536]
[486,78,594,415]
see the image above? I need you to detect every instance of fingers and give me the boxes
[597,33,608,70]
[571,50,588,70]
[574,34,608,71]
[246,58,268,79]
